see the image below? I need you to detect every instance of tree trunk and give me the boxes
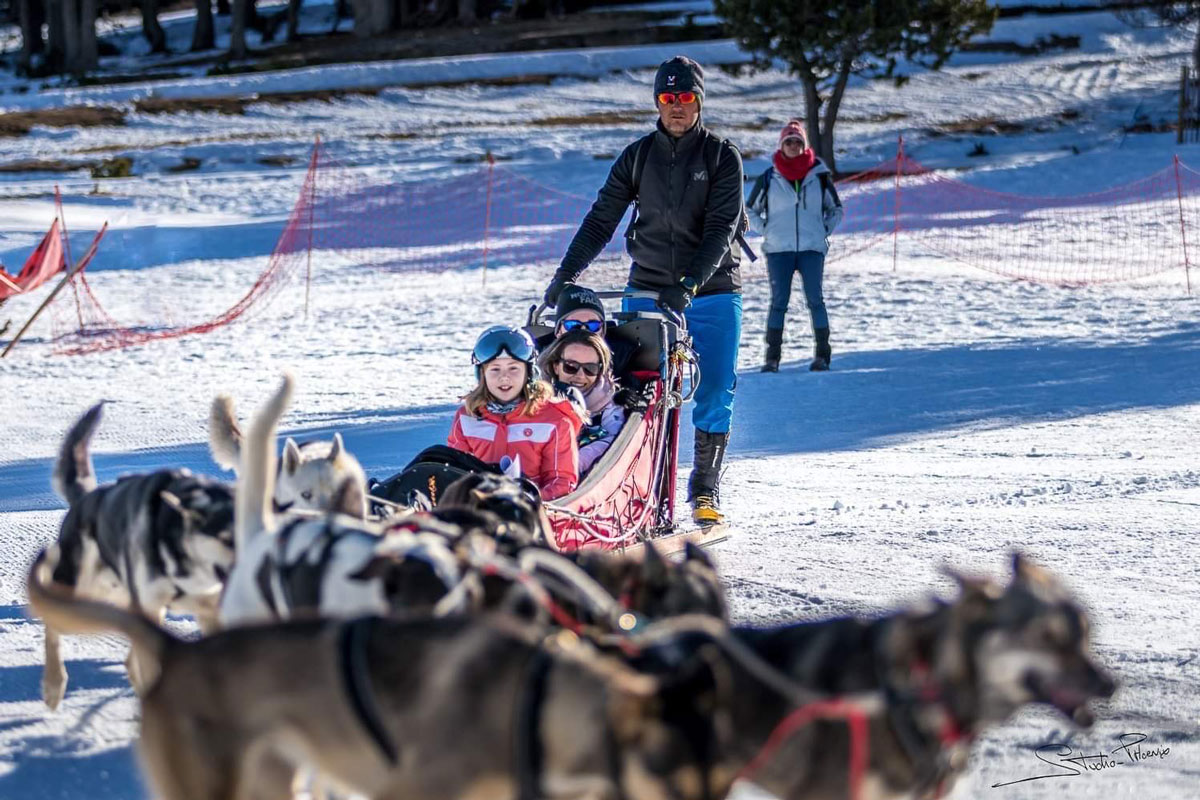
[457,0,474,24]
[61,0,79,74]
[45,0,65,73]
[192,0,215,50]
[229,0,247,56]
[817,56,853,175]
[18,0,46,74]
[141,0,168,53]
[1194,24,1200,76]
[78,0,98,72]
[797,72,826,164]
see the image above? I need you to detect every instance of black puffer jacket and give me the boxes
[557,121,744,296]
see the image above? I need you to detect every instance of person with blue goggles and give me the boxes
[448,325,585,500]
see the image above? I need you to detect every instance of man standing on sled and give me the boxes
[544,55,744,526]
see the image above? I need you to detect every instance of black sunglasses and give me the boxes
[561,319,604,334]
[558,358,603,377]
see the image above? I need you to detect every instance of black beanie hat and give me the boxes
[654,56,705,105]
[555,284,606,325]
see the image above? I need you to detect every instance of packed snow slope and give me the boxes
[1,3,1198,798]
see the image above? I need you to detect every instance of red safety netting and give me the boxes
[832,140,1200,287]
[291,137,1200,289]
[15,136,1199,356]
[47,146,320,355]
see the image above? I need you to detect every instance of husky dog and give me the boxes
[438,471,553,545]
[729,554,1116,800]
[220,376,727,633]
[209,393,367,518]
[36,403,236,709]
[217,375,393,627]
[29,562,780,800]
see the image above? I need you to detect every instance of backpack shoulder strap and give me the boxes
[629,133,655,198]
[818,169,841,208]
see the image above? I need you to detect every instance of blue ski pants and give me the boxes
[623,289,742,435]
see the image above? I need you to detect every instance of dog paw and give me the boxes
[42,675,66,710]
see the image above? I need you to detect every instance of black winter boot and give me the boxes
[810,327,831,371]
[688,429,729,526]
[762,328,783,373]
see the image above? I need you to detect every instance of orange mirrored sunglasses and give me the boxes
[657,91,697,105]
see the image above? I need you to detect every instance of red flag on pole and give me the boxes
[0,220,66,301]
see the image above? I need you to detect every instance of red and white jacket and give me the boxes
[447,398,583,500]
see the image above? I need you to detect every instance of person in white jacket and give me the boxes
[747,120,844,372]
[537,329,627,474]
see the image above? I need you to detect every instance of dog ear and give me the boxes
[641,542,669,583]
[328,433,344,463]
[332,476,367,519]
[282,438,302,475]
[683,541,715,569]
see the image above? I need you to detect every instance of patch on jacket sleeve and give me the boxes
[459,415,498,442]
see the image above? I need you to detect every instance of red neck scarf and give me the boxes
[774,149,816,183]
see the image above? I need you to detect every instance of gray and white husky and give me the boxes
[209,392,367,518]
[36,403,236,708]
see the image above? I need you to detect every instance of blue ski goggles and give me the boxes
[471,325,536,366]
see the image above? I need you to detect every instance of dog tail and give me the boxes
[27,548,176,672]
[208,394,243,472]
[237,373,294,550]
[52,403,103,507]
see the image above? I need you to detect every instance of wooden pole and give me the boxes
[892,134,903,272]
[1180,65,1188,146]
[481,151,495,288]
[1174,155,1192,296]
[2,222,107,358]
[304,136,319,321]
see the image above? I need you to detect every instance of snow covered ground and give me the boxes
[1,3,1199,798]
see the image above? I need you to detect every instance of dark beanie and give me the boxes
[555,284,606,324]
[654,56,705,104]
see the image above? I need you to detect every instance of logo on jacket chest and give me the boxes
[692,170,708,182]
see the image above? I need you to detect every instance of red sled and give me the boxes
[526,291,729,555]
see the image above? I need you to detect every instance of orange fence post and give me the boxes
[482,151,496,288]
[893,135,904,272]
[1174,154,1192,296]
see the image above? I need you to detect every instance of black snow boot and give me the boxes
[810,327,831,371]
[688,429,729,526]
[762,328,783,373]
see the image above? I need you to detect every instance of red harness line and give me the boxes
[734,699,870,800]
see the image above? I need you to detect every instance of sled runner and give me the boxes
[527,291,729,555]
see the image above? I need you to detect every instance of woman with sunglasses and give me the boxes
[448,325,584,500]
[747,119,844,372]
[538,330,626,474]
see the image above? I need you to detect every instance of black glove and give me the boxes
[544,273,571,307]
[657,282,694,314]
[614,386,650,413]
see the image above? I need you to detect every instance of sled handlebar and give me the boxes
[530,290,685,330]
